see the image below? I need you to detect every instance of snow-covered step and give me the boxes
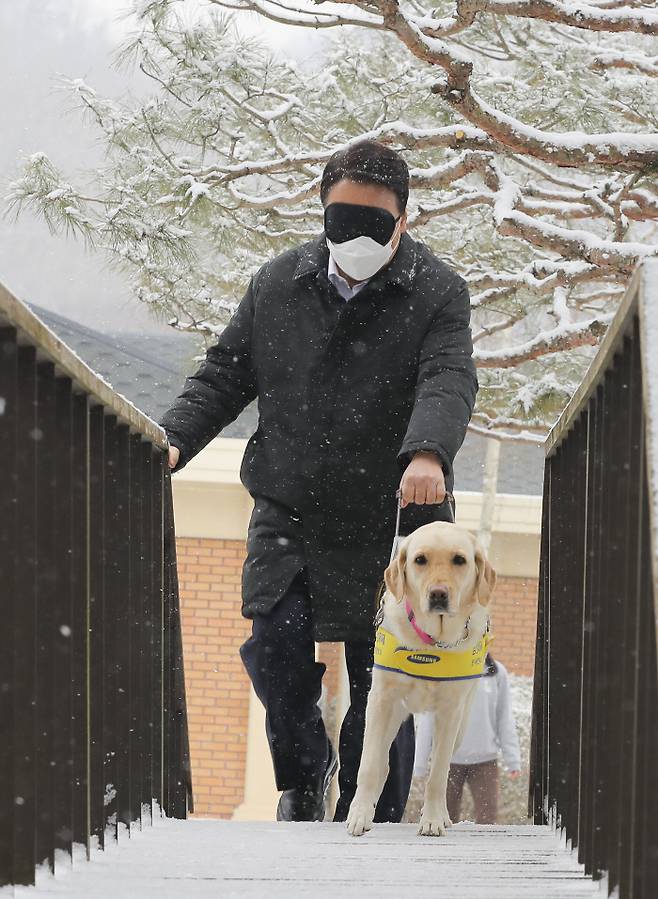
[14,820,601,898]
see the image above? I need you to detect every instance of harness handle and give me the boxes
[388,488,455,564]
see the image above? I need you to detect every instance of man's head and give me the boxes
[321,139,409,215]
[320,140,409,283]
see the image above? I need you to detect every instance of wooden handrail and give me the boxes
[0,281,168,449]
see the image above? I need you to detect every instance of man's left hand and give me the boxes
[399,450,446,508]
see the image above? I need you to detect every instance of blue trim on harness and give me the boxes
[373,663,486,682]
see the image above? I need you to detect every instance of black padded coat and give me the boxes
[160,231,478,642]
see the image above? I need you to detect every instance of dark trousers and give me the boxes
[447,760,499,824]
[240,566,415,822]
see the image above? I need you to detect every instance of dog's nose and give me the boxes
[428,585,450,612]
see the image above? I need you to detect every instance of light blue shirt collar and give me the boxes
[327,253,370,300]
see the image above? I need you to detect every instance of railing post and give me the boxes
[88,403,106,850]
[140,443,156,821]
[612,328,642,899]
[0,328,19,886]
[13,344,38,885]
[162,470,193,818]
[129,432,144,827]
[53,376,74,863]
[152,449,165,815]
[529,460,550,825]
[531,260,658,898]
[71,392,89,852]
[0,286,192,886]
[35,361,57,873]
[113,423,132,836]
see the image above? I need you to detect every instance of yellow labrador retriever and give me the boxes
[346,521,496,837]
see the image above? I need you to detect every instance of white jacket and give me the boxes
[413,660,521,774]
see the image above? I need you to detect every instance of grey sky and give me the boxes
[0,0,326,334]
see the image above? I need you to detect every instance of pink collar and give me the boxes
[404,599,474,650]
[405,599,437,645]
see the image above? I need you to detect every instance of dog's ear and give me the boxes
[473,540,496,606]
[384,537,408,602]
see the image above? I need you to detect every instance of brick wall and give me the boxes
[176,536,252,818]
[176,535,538,817]
[488,575,539,676]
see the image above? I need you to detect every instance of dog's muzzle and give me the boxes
[428,586,450,613]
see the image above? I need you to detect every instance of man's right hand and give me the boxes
[168,445,180,470]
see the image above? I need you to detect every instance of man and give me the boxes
[160,139,478,823]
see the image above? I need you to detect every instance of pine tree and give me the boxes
[5,0,658,438]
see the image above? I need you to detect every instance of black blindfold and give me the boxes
[324,202,400,246]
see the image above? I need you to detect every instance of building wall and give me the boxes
[176,536,251,818]
[488,576,539,676]
[176,534,538,819]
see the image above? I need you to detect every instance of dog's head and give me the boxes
[384,521,496,618]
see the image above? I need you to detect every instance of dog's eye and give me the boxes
[452,554,467,566]
[414,554,427,565]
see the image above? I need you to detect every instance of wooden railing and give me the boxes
[529,259,658,899]
[0,283,192,887]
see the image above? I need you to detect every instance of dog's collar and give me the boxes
[405,599,486,651]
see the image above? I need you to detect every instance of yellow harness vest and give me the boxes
[373,625,494,681]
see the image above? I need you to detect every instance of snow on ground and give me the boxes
[6,818,602,899]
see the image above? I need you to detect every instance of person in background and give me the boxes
[412,652,521,825]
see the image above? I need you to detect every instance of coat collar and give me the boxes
[292,231,418,295]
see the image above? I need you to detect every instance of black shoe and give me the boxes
[276,744,338,822]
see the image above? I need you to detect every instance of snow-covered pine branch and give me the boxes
[591,48,658,76]
[452,0,658,35]
[3,0,657,435]
[208,0,658,168]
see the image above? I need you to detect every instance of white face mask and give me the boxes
[326,221,401,283]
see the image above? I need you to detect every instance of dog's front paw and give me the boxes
[418,805,452,837]
[346,801,374,837]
